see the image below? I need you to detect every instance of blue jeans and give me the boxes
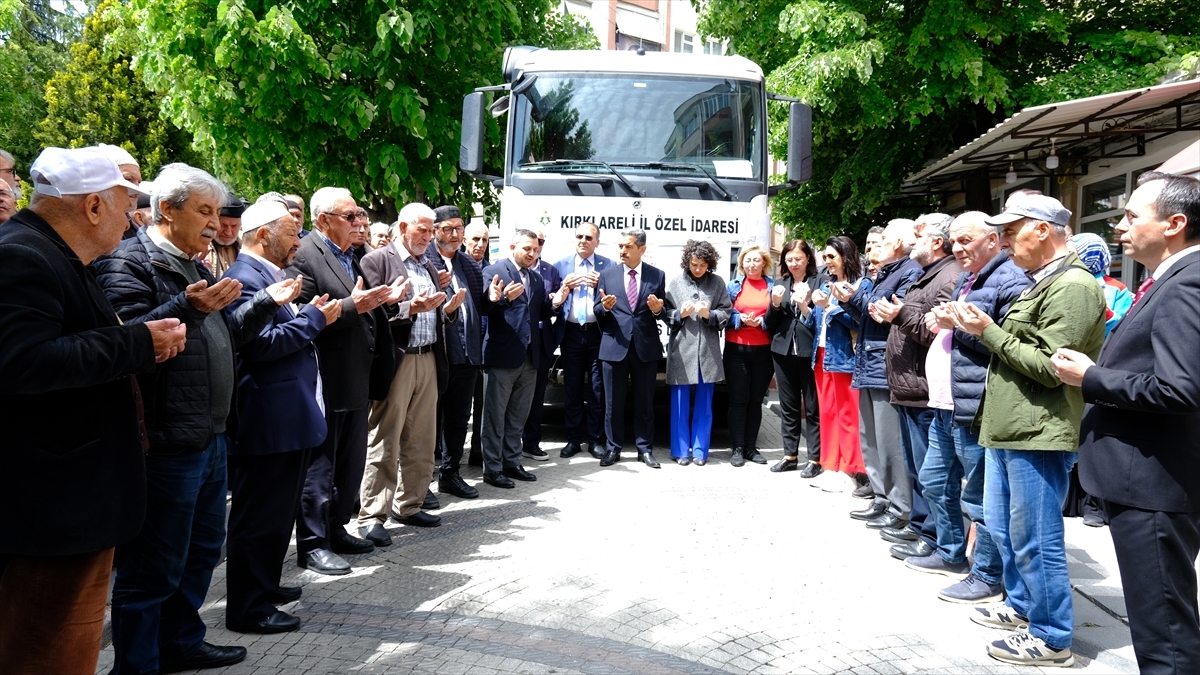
[670,375,714,460]
[984,447,1076,651]
[895,405,937,544]
[919,410,1001,583]
[110,434,229,674]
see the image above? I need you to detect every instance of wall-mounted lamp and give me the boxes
[1046,139,1059,170]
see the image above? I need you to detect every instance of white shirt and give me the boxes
[146,226,191,259]
[241,250,285,282]
[1154,244,1200,280]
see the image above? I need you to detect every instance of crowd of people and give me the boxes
[0,143,1197,675]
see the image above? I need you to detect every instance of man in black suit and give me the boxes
[521,227,563,462]
[479,229,568,489]
[464,222,490,466]
[1054,171,1200,674]
[426,206,485,499]
[286,187,402,575]
[0,147,181,674]
[222,201,342,634]
[595,228,671,468]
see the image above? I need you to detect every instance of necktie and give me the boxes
[521,269,531,298]
[576,259,590,323]
[1133,276,1154,305]
[626,268,638,310]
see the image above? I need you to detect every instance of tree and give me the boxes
[124,0,597,221]
[0,0,86,167]
[35,0,205,177]
[699,0,1200,243]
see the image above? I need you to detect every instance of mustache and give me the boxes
[201,228,217,239]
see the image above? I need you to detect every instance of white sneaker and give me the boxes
[987,631,1074,667]
[971,603,1029,631]
[819,471,855,493]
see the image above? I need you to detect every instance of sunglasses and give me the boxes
[575,234,595,241]
[822,253,837,260]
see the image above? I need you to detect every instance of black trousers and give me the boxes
[559,323,605,444]
[771,352,820,462]
[440,363,479,475]
[296,406,368,555]
[602,351,657,454]
[521,351,553,451]
[1106,500,1200,675]
[226,448,309,625]
[724,343,774,451]
[469,370,484,459]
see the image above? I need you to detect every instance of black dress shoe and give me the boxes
[503,465,537,481]
[438,473,479,499]
[852,483,875,500]
[889,538,935,560]
[392,510,441,527]
[359,522,392,547]
[638,452,661,468]
[730,447,746,467]
[880,524,920,544]
[266,585,302,604]
[422,490,441,510]
[674,457,692,466]
[587,441,605,460]
[227,610,302,634]
[484,471,515,488]
[746,449,768,464]
[560,441,583,458]
[865,513,908,530]
[599,450,620,467]
[771,457,798,473]
[850,503,888,521]
[159,642,248,674]
[299,549,350,575]
[330,529,375,554]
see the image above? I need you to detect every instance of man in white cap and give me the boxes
[0,146,186,674]
[93,164,302,674]
[945,194,1105,667]
[98,143,142,211]
[221,200,343,635]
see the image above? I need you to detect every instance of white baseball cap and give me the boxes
[30,147,151,199]
[97,143,140,168]
[241,199,292,233]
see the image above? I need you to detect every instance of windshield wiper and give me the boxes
[612,161,734,201]
[522,159,644,197]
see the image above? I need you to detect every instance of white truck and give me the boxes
[458,47,810,391]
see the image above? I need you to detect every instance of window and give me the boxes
[703,39,724,56]
[1078,165,1155,285]
[673,30,694,54]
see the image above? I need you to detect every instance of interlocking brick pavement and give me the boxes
[95,402,1139,674]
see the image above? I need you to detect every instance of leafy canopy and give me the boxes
[699,0,1200,243]
[125,0,597,220]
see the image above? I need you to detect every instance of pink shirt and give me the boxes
[925,277,973,411]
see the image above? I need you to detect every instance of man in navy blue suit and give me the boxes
[595,229,671,468]
[551,222,611,459]
[520,227,563,462]
[479,229,568,489]
[1054,172,1200,674]
[222,200,343,635]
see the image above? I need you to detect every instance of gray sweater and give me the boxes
[664,271,732,385]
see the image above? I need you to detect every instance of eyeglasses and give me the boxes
[0,165,16,177]
[822,253,837,260]
[323,211,357,221]
[575,234,595,241]
[438,224,464,234]
[537,238,546,246]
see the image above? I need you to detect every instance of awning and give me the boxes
[615,5,662,44]
[1156,139,1200,176]
[902,78,1200,196]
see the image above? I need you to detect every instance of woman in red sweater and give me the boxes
[724,244,775,466]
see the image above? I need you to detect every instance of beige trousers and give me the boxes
[359,351,438,523]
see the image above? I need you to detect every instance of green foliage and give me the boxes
[35,0,204,178]
[525,80,594,162]
[0,0,85,167]
[125,0,597,221]
[699,0,1200,243]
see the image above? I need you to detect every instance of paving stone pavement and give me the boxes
[95,401,1142,674]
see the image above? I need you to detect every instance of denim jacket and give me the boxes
[726,275,775,332]
[805,278,871,373]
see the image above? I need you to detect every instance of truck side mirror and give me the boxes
[460,92,486,175]
[787,102,812,184]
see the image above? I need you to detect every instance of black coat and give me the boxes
[1079,251,1200,513]
[481,258,557,369]
[92,227,279,453]
[767,274,824,357]
[845,256,923,389]
[0,210,156,556]
[425,243,485,367]
[287,232,388,410]
[886,255,963,406]
[594,263,670,363]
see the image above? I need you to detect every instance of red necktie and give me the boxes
[1133,276,1155,305]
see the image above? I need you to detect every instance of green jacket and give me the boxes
[978,253,1106,451]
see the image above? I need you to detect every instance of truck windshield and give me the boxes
[512,73,764,181]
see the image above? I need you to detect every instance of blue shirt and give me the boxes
[317,230,356,283]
